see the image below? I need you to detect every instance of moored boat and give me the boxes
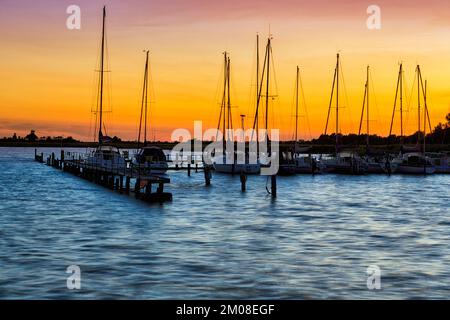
[213,52,261,174]
[132,50,168,176]
[389,65,435,175]
[322,153,368,175]
[393,152,435,174]
[87,6,126,171]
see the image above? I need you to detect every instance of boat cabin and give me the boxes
[136,146,167,164]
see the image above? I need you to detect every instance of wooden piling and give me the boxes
[204,165,211,186]
[135,178,141,198]
[157,182,163,193]
[240,172,247,192]
[271,175,277,198]
[124,177,130,194]
[145,183,152,197]
[60,150,64,170]
[119,175,124,193]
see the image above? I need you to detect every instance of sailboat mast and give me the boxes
[265,38,271,137]
[295,66,299,142]
[366,66,370,147]
[324,61,337,135]
[389,64,402,138]
[222,52,227,150]
[400,63,403,138]
[144,51,149,145]
[227,57,232,139]
[417,65,421,137]
[335,54,340,151]
[256,34,260,149]
[137,50,149,149]
[98,6,106,145]
[424,80,427,155]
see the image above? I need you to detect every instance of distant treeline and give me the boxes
[2,114,449,149]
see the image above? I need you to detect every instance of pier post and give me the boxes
[60,150,64,170]
[51,153,55,167]
[195,163,198,173]
[119,175,124,193]
[204,165,211,186]
[157,182,163,193]
[125,177,130,194]
[115,177,120,191]
[271,175,277,198]
[240,172,247,192]
[135,178,141,198]
[188,163,191,177]
[145,183,152,197]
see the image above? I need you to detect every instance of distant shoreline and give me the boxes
[1,141,449,154]
[0,141,177,149]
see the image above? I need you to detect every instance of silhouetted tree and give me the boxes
[25,130,38,142]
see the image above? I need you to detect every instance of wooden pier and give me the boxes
[35,149,178,204]
[33,149,276,203]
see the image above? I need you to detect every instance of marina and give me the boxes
[28,6,449,198]
[1,1,450,303]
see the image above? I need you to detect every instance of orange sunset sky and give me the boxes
[1,0,450,141]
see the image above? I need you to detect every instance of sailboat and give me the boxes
[87,6,125,171]
[213,52,261,174]
[133,51,168,175]
[278,66,298,176]
[321,54,368,174]
[391,65,435,174]
[278,66,317,175]
[248,36,289,174]
[359,66,397,174]
[289,66,322,174]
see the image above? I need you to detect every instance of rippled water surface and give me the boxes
[0,147,449,299]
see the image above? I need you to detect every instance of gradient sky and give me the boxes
[1,0,450,141]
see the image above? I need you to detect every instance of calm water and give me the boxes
[0,147,449,299]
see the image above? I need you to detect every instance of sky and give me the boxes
[1,0,450,141]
